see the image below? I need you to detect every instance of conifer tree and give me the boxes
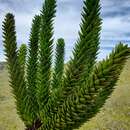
[2,0,130,130]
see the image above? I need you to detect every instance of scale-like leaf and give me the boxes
[37,0,57,109]
[52,38,65,91]
[25,15,41,126]
[2,13,28,124]
[18,43,27,74]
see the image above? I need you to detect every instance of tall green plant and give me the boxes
[2,13,28,124]
[25,15,41,127]
[2,0,130,130]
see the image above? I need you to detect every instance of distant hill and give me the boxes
[0,62,6,71]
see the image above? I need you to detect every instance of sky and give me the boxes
[0,0,130,62]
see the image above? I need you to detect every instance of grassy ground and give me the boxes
[0,59,130,130]
[0,69,25,130]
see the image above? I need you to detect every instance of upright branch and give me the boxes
[52,38,65,91]
[63,0,102,95]
[2,13,27,124]
[37,0,57,108]
[25,15,41,126]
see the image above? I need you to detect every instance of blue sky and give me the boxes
[0,0,130,62]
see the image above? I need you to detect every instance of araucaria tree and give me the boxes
[2,0,130,130]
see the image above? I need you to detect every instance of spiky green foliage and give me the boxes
[40,0,102,123]
[18,44,27,73]
[37,0,57,108]
[41,43,130,130]
[2,0,130,130]
[25,15,41,126]
[52,38,65,90]
[2,13,27,123]
[66,0,101,87]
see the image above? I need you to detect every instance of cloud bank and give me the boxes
[0,0,130,61]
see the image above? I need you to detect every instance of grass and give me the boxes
[0,59,130,130]
[0,68,25,130]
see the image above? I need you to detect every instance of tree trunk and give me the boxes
[26,119,42,130]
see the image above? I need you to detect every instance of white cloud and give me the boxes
[0,0,130,62]
[101,16,130,41]
[98,48,112,61]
